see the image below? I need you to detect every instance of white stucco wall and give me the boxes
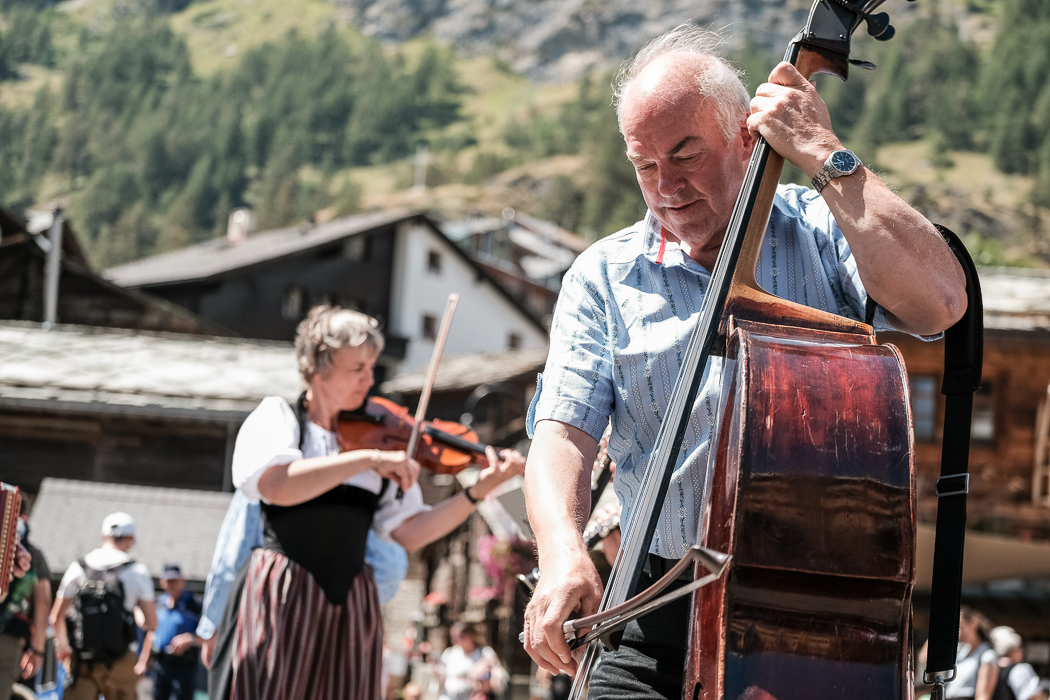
[388,223,548,375]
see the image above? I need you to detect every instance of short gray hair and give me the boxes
[295,305,384,383]
[613,24,751,144]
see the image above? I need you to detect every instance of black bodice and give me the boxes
[260,482,386,604]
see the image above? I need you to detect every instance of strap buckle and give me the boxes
[936,474,969,498]
[924,667,957,685]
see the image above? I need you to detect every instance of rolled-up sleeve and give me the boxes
[232,397,303,503]
[527,261,615,443]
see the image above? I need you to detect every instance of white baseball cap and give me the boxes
[101,512,136,538]
[990,626,1022,656]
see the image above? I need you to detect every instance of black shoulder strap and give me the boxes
[294,392,309,452]
[925,224,984,699]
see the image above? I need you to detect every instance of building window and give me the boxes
[971,381,995,443]
[427,250,442,274]
[422,314,437,340]
[909,375,937,442]
[282,287,304,320]
[344,236,369,262]
[507,333,522,350]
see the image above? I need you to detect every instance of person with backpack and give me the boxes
[50,512,158,700]
[990,626,1042,700]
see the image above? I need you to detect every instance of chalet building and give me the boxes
[443,210,590,326]
[105,210,550,380]
[0,206,226,336]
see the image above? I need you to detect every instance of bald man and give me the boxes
[521,24,966,699]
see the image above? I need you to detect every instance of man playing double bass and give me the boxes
[522,24,967,700]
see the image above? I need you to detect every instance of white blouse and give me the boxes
[232,396,430,540]
[946,642,1000,698]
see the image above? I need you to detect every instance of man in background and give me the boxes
[150,563,202,700]
[0,515,51,695]
[990,626,1041,700]
[51,512,158,700]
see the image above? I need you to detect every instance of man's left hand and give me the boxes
[747,61,842,177]
[168,633,197,656]
[20,648,42,679]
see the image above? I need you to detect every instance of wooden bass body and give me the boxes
[686,319,915,700]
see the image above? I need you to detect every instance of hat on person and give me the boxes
[160,563,184,581]
[101,512,136,538]
[990,626,1023,656]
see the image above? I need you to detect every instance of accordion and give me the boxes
[0,482,21,600]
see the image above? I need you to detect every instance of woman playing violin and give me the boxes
[214,305,525,700]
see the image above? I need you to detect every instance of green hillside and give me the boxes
[0,0,1048,269]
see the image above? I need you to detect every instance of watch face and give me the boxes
[831,150,858,173]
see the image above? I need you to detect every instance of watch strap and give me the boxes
[811,166,834,193]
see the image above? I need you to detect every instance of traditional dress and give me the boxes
[211,397,429,700]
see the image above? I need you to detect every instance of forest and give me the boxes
[0,0,1047,268]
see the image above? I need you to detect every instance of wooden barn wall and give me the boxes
[0,408,233,495]
[886,329,1050,536]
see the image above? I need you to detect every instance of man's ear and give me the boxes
[737,116,756,154]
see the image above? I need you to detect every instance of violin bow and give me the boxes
[403,293,460,494]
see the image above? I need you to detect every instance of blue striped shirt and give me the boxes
[527,184,899,559]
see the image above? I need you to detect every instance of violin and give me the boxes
[336,396,501,475]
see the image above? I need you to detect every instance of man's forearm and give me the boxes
[32,580,50,651]
[525,420,597,568]
[817,168,966,335]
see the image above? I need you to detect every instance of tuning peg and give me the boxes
[849,59,878,70]
[865,12,895,40]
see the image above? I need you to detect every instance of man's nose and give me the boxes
[657,166,685,198]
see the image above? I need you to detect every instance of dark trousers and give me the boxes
[153,653,198,700]
[587,562,692,700]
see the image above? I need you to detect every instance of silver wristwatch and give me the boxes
[811,149,861,193]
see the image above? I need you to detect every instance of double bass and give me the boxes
[561,2,919,699]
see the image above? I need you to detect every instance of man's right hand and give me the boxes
[523,546,604,677]
[201,636,215,669]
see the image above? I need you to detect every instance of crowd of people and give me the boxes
[919,607,1045,700]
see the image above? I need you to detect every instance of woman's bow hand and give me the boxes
[372,450,421,493]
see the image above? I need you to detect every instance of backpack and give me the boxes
[991,664,1019,700]
[66,559,136,665]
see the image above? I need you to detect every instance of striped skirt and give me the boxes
[228,548,383,700]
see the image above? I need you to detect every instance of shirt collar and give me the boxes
[640,210,712,277]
